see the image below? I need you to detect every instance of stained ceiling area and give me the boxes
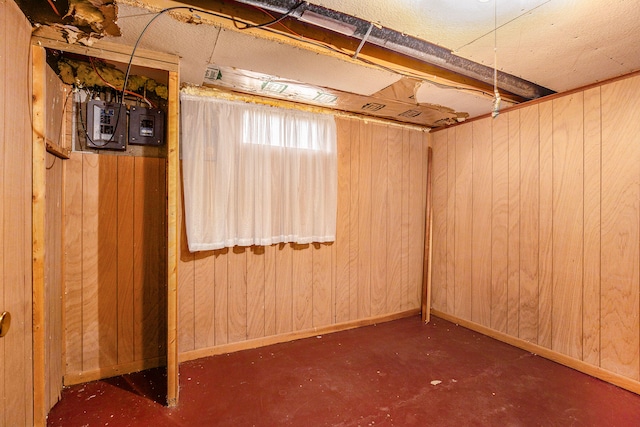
[17,0,640,128]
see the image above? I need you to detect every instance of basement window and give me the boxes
[180,93,337,251]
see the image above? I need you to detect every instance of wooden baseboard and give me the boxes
[179,309,421,363]
[431,309,640,395]
[64,357,167,386]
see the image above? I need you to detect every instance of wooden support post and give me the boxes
[166,70,180,407]
[31,44,47,427]
[421,146,434,323]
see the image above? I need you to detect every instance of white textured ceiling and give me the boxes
[314,0,640,92]
[108,0,640,122]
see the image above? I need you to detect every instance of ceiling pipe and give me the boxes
[233,0,555,100]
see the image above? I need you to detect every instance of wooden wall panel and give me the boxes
[45,152,63,410]
[82,155,100,371]
[507,111,521,337]
[117,156,135,364]
[371,123,388,316]
[430,131,448,312]
[335,117,352,322]
[64,154,84,374]
[430,71,640,387]
[1,3,33,424]
[471,119,492,327]
[386,126,404,314]
[582,87,601,366]
[400,130,411,311]
[445,130,456,314]
[409,131,426,309]
[312,243,332,327]
[247,247,266,339]
[537,101,553,349]
[98,155,118,367]
[601,75,640,379]
[178,167,195,352]
[175,118,428,360]
[454,125,472,319]
[357,121,372,318]
[490,115,509,333]
[64,154,167,380]
[551,93,584,360]
[228,248,248,343]
[518,105,539,343]
[194,251,216,347]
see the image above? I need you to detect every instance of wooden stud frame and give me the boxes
[30,31,181,416]
[32,44,47,427]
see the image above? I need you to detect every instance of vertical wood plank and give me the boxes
[228,247,248,343]
[194,252,216,348]
[446,129,456,314]
[214,248,229,345]
[64,153,84,374]
[409,130,426,310]
[454,125,472,319]
[167,69,180,406]
[32,44,47,425]
[312,243,333,327]
[370,123,388,316]
[247,246,266,339]
[358,121,372,317]
[519,105,540,343]
[507,111,521,337]
[275,244,293,333]
[4,8,33,425]
[264,245,277,336]
[98,154,118,367]
[471,118,492,327]
[117,156,135,364]
[552,93,584,360]
[178,167,195,352]
[387,125,404,314]
[538,100,554,349]
[583,87,601,365]
[400,129,411,310]
[335,117,352,322]
[0,2,6,418]
[82,154,100,370]
[491,115,509,334]
[431,130,448,312]
[601,76,640,379]
[293,244,313,330]
[349,120,360,320]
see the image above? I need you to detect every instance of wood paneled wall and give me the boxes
[63,153,167,383]
[178,116,428,358]
[43,64,68,412]
[0,1,34,425]
[431,73,640,382]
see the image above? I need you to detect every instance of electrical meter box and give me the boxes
[129,106,165,146]
[86,100,127,150]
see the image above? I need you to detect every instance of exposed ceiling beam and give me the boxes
[230,0,555,100]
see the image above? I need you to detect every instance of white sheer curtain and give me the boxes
[180,93,337,251]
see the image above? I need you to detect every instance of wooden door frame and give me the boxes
[30,31,181,425]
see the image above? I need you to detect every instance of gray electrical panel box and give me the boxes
[86,100,127,150]
[129,106,165,146]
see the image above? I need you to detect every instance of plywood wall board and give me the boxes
[211,29,401,96]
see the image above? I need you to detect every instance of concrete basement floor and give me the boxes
[48,316,640,426]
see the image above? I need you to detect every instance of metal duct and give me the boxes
[233,0,555,100]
